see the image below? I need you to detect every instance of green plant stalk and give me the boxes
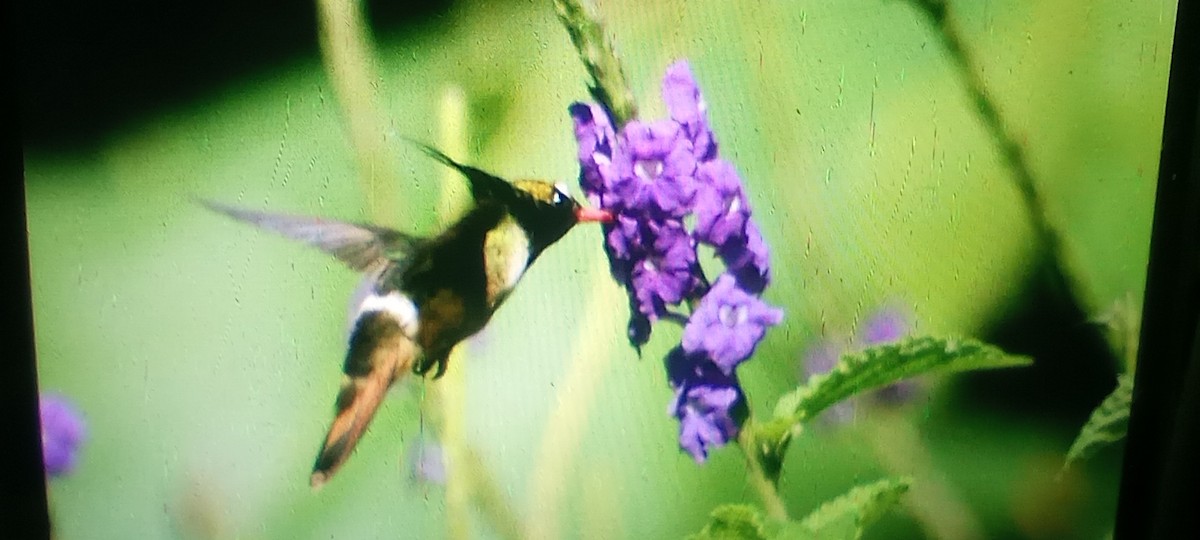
[863,410,984,540]
[905,0,1093,313]
[463,447,528,540]
[738,423,790,522]
[527,273,623,540]
[437,87,472,540]
[552,0,638,127]
[315,0,401,223]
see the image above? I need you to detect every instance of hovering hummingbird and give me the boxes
[204,145,611,487]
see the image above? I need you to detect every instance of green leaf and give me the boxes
[774,336,1032,422]
[1063,373,1135,470]
[779,477,912,540]
[688,505,768,540]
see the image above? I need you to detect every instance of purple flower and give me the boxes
[859,307,910,345]
[800,339,857,426]
[409,438,446,486]
[570,60,780,462]
[694,159,750,247]
[718,221,771,295]
[611,120,697,217]
[569,102,618,202]
[682,274,783,374]
[666,348,747,462]
[40,393,86,477]
[629,221,699,316]
[662,62,716,161]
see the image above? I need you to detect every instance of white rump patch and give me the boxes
[357,291,420,339]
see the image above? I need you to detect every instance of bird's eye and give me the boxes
[552,182,571,206]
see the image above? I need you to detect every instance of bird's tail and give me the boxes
[310,311,417,488]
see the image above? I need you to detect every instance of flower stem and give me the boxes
[315,0,402,223]
[738,422,790,522]
[904,0,1091,311]
[552,0,638,127]
[527,273,624,540]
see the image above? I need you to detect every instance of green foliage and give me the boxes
[779,477,912,540]
[774,337,1033,423]
[688,505,769,540]
[1063,373,1135,471]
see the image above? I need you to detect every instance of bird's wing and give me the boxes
[201,200,419,272]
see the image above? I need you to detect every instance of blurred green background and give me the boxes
[21,0,1173,538]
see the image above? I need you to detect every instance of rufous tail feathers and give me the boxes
[310,312,416,488]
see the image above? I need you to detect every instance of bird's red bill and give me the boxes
[576,207,614,223]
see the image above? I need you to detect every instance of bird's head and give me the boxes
[506,179,611,257]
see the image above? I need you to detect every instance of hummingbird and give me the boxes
[203,145,611,487]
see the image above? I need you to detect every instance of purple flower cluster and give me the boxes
[570,61,781,462]
[39,393,86,477]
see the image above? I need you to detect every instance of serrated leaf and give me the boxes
[1063,373,1134,470]
[687,504,768,540]
[777,477,912,540]
[774,337,1032,422]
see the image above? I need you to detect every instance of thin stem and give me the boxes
[437,87,472,540]
[737,423,789,522]
[906,0,1089,309]
[417,87,526,540]
[527,273,624,540]
[463,448,527,540]
[315,0,401,223]
[863,409,984,540]
[552,0,638,127]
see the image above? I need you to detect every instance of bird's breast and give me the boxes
[483,215,531,308]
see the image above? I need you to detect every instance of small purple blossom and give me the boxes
[629,221,699,316]
[409,438,446,486]
[39,393,86,477]
[717,221,771,295]
[569,102,618,202]
[682,274,783,374]
[662,62,716,161]
[570,60,779,463]
[611,120,697,217]
[666,348,747,462]
[694,159,750,247]
[860,307,910,345]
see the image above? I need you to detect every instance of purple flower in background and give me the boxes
[682,274,783,374]
[800,306,922,425]
[409,438,446,486]
[570,60,781,463]
[801,340,857,425]
[40,393,86,477]
[860,307,909,345]
[857,306,923,406]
